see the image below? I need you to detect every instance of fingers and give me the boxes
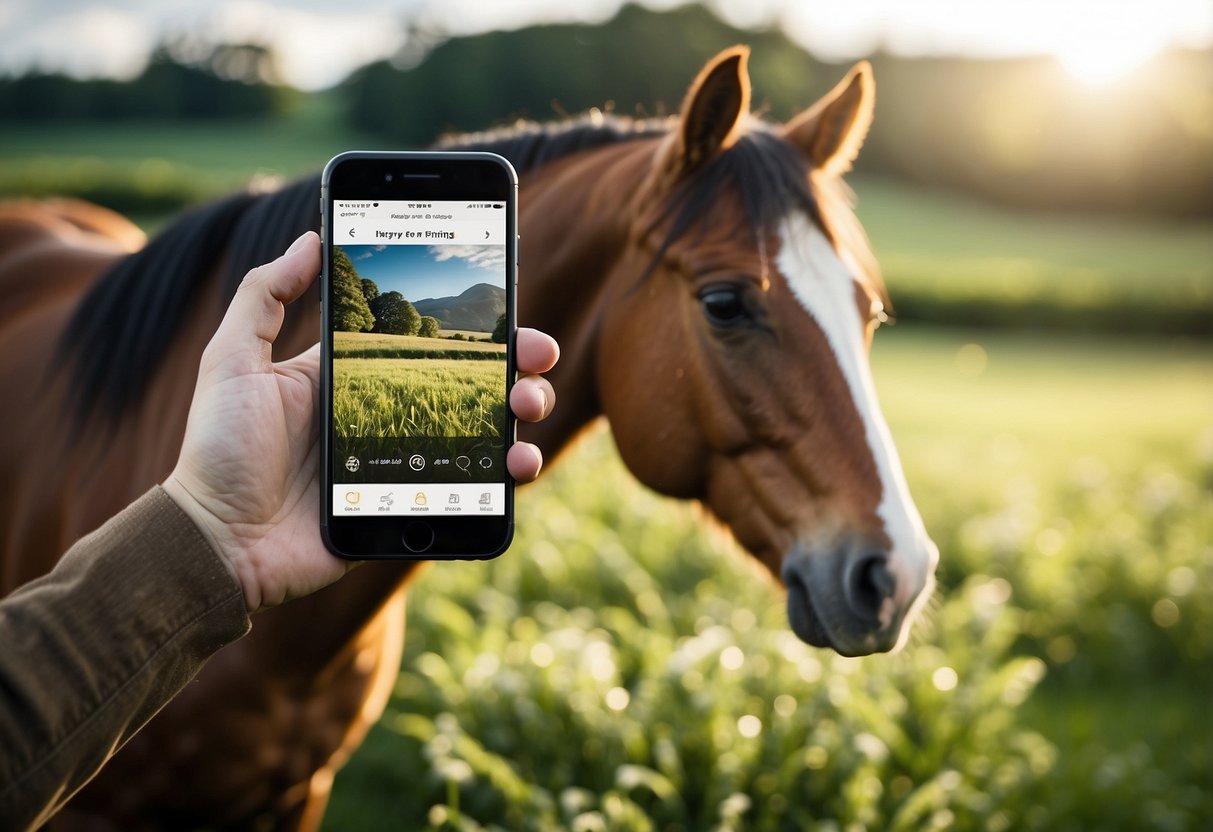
[516,327,559,374]
[510,374,554,423]
[507,441,544,483]
[205,232,321,374]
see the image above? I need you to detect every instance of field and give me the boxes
[323,327,1212,830]
[334,333,506,438]
[3,112,1210,828]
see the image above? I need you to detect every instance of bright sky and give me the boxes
[1,0,1209,89]
[345,243,505,303]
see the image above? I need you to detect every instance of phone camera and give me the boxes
[384,173,394,182]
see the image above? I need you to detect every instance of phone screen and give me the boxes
[322,152,516,558]
[329,198,510,519]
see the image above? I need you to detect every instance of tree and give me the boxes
[491,313,507,344]
[332,247,374,332]
[360,278,379,305]
[418,315,440,338]
[370,291,420,335]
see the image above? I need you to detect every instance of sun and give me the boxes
[1052,17,1168,86]
[1056,39,1159,85]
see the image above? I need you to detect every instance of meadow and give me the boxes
[3,111,1209,828]
[324,327,1212,831]
[334,333,507,439]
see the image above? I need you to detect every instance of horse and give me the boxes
[0,47,937,829]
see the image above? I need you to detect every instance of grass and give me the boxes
[334,356,507,439]
[335,331,505,360]
[851,175,1213,333]
[0,93,369,185]
[321,326,1213,830]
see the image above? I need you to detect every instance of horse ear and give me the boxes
[666,46,752,177]
[782,61,874,175]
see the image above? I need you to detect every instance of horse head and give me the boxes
[596,47,938,656]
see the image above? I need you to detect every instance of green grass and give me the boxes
[321,326,1213,830]
[335,331,505,360]
[0,93,369,184]
[852,175,1213,333]
[0,93,372,217]
[334,357,506,439]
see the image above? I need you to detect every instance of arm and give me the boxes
[0,487,249,829]
[0,231,558,828]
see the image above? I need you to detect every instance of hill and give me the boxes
[413,283,505,332]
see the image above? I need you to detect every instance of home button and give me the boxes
[402,522,435,553]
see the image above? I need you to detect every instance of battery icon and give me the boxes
[492,203,504,209]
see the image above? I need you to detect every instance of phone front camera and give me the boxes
[384,173,394,182]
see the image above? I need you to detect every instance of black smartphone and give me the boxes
[320,151,518,559]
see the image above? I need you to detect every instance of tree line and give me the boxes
[0,41,293,120]
[4,2,1208,216]
[342,3,1212,217]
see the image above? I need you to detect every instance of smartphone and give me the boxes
[320,151,518,559]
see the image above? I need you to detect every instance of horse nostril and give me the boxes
[845,553,895,621]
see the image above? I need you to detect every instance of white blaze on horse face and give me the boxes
[776,212,937,610]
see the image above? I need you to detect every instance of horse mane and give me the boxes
[61,112,884,423]
[447,114,885,304]
[439,111,667,173]
[58,175,319,423]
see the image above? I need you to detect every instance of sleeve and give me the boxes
[0,486,251,830]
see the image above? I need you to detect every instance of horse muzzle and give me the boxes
[780,537,934,656]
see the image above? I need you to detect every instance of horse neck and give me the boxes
[515,138,660,460]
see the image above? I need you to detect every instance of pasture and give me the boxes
[324,327,1212,830]
[334,332,506,438]
[3,110,1209,828]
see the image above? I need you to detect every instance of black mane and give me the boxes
[440,113,666,173]
[59,175,319,424]
[448,115,821,266]
[61,114,839,423]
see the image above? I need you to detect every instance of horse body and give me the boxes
[0,48,936,829]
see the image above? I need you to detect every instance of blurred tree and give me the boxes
[0,39,293,120]
[371,292,421,335]
[491,313,507,344]
[418,315,440,338]
[332,248,375,332]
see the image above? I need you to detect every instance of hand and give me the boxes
[163,231,559,613]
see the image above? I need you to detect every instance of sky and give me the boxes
[343,242,505,303]
[1,0,1209,89]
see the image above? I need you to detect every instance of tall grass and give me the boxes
[334,358,506,438]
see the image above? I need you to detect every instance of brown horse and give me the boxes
[0,47,936,829]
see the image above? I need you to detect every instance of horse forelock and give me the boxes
[57,175,320,424]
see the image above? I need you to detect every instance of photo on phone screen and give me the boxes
[321,153,516,558]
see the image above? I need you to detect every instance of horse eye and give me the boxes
[700,287,747,327]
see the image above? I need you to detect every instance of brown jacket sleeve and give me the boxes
[0,486,251,829]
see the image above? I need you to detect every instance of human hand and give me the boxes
[163,231,558,613]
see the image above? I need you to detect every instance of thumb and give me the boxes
[203,232,320,377]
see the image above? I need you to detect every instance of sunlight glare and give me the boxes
[1056,35,1160,85]
[1050,5,1171,86]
